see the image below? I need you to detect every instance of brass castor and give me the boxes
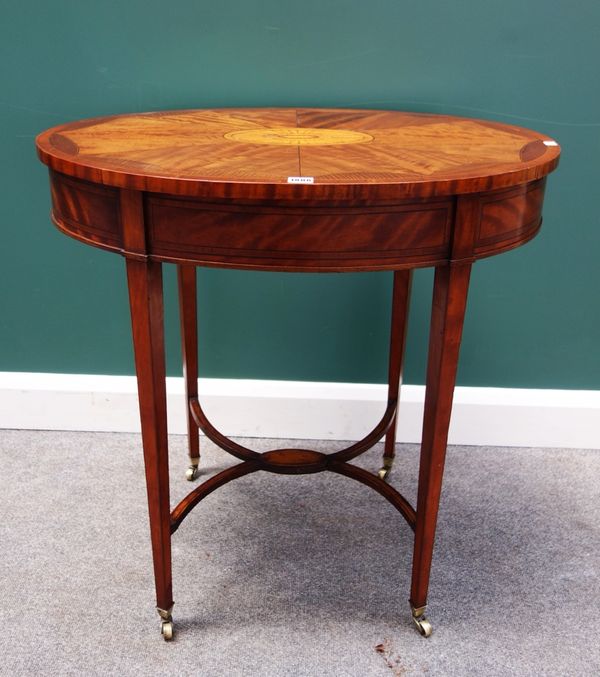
[185,457,200,481]
[411,605,432,638]
[377,457,394,482]
[161,620,174,641]
[157,605,174,642]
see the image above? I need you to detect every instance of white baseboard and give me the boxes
[0,372,598,449]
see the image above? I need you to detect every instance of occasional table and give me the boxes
[36,108,560,640]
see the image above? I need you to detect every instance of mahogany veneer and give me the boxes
[36,108,560,640]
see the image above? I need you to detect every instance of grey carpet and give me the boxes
[0,429,598,676]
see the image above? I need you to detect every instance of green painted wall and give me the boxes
[1,1,598,388]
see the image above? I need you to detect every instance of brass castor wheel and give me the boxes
[411,606,432,638]
[161,620,174,641]
[185,466,199,481]
[377,457,393,482]
[413,616,432,637]
[185,457,200,481]
[157,605,174,641]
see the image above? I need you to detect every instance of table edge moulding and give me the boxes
[35,107,560,642]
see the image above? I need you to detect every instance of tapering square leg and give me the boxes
[177,265,200,481]
[126,258,174,640]
[379,269,412,481]
[410,263,472,636]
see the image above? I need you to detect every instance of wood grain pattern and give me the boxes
[125,255,173,614]
[146,196,452,271]
[474,179,545,258]
[47,168,550,272]
[35,107,561,638]
[410,262,472,610]
[37,108,560,200]
[49,171,121,249]
[383,270,412,462]
[177,265,200,467]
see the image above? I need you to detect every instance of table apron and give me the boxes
[48,170,546,271]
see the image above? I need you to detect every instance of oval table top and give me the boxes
[36,108,560,201]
